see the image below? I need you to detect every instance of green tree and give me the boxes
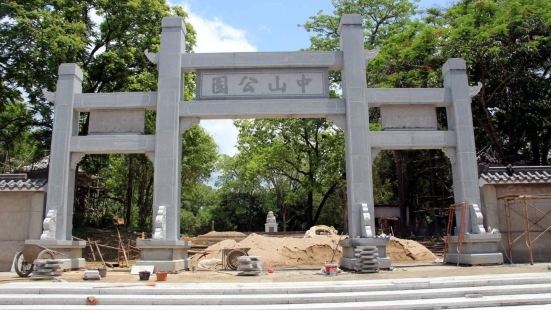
[305,0,551,235]
[303,0,418,51]
[1,1,221,234]
[222,119,346,231]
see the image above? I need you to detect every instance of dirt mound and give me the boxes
[189,230,437,269]
[190,233,342,268]
[387,236,437,262]
[201,231,247,238]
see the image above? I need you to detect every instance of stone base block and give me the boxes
[339,257,391,272]
[339,237,391,272]
[133,259,186,273]
[135,239,190,273]
[25,239,86,271]
[377,257,391,269]
[444,233,503,265]
[445,253,503,265]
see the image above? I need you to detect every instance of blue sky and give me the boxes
[179,0,452,51]
[172,0,454,155]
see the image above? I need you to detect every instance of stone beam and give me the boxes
[180,98,344,119]
[369,131,456,149]
[366,88,447,107]
[69,135,155,154]
[181,51,343,71]
[73,92,157,111]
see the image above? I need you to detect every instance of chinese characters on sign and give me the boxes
[198,69,328,99]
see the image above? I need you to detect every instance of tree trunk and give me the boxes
[306,190,314,228]
[395,151,409,235]
[125,155,134,227]
[312,182,338,225]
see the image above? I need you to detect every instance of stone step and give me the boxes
[1,273,550,309]
[1,273,551,296]
[1,283,550,306]
[0,293,551,310]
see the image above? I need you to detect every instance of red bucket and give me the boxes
[324,264,338,274]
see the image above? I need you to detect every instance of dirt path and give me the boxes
[1,263,549,284]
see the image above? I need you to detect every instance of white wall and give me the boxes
[0,192,44,271]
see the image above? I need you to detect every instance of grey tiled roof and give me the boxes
[480,166,551,184]
[0,174,47,191]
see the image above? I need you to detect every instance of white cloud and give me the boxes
[178,3,256,156]
[178,2,256,53]
[200,120,238,156]
[187,14,256,53]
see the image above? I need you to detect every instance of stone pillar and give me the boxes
[442,59,502,265]
[338,14,389,272]
[340,14,374,240]
[47,64,81,241]
[153,16,185,241]
[443,59,482,214]
[25,64,86,270]
[135,16,190,273]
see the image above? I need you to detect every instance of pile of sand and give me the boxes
[190,233,342,268]
[189,229,437,269]
[387,236,437,262]
[200,231,247,238]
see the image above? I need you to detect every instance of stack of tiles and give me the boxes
[30,259,62,280]
[237,256,262,276]
[354,246,379,273]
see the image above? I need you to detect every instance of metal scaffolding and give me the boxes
[443,201,468,265]
[500,194,551,264]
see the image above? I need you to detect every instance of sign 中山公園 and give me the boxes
[197,68,328,100]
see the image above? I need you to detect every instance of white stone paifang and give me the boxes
[470,203,487,234]
[360,203,373,238]
[153,205,167,240]
[40,210,57,240]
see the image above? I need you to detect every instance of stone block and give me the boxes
[381,104,437,130]
[445,253,503,265]
[135,239,190,273]
[445,234,503,265]
[89,110,145,134]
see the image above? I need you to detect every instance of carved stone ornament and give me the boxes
[40,210,57,240]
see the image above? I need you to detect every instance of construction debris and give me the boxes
[83,269,101,280]
[304,225,338,238]
[30,259,62,280]
[237,256,262,276]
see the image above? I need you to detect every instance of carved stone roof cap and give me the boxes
[480,166,551,185]
[0,174,47,191]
